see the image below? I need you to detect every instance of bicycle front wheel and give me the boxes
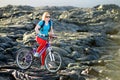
[45,51,62,73]
[16,48,33,70]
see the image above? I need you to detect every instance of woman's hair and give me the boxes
[42,12,50,20]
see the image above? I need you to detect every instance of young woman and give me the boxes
[34,12,54,67]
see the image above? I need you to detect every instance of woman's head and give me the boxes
[42,12,50,21]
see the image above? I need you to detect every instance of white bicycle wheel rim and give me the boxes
[45,52,62,72]
[16,49,33,69]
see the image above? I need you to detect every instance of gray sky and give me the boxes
[0,0,120,8]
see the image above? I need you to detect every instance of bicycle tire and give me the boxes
[16,48,33,70]
[45,51,62,73]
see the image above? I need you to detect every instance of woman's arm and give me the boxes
[35,25,40,34]
[49,26,54,36]
[49,26,55,43]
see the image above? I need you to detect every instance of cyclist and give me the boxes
[34,12,54,68]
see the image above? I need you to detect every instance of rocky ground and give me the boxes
[0,4,120,80]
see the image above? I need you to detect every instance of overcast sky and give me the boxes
[0,0,120,8]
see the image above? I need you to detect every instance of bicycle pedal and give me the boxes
[34,57,40,61]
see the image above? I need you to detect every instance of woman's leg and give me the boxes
[41,50,46,65]
[36,36,47,53]
[35,36,47,65]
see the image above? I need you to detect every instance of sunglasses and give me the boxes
[45,16,50,18]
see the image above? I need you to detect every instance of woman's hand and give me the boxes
[35,25,40,34]
[38,32,45,37]
[49,33,54,38]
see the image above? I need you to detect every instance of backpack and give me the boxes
[40,20,52,32]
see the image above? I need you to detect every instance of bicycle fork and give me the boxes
[48,47,55,61]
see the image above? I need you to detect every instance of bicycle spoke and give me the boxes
[16,48,33,70]
[45,51,62,72]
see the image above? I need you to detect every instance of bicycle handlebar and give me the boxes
[49,35,57,39]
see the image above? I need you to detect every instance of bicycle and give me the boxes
[16,36,62,73]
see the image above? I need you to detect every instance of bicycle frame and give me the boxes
[16,36,62,72]
[32,42,55,61]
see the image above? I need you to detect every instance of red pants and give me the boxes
[36,36,47,65]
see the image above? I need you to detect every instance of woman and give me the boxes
[34,12,54,67]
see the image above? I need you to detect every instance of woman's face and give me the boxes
[45,15,50,21]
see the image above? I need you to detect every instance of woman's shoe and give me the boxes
[34,52,39,57]
[40,65,46,71]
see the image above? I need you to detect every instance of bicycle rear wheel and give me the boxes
[45,51,62,73]
[16,48,33,70]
